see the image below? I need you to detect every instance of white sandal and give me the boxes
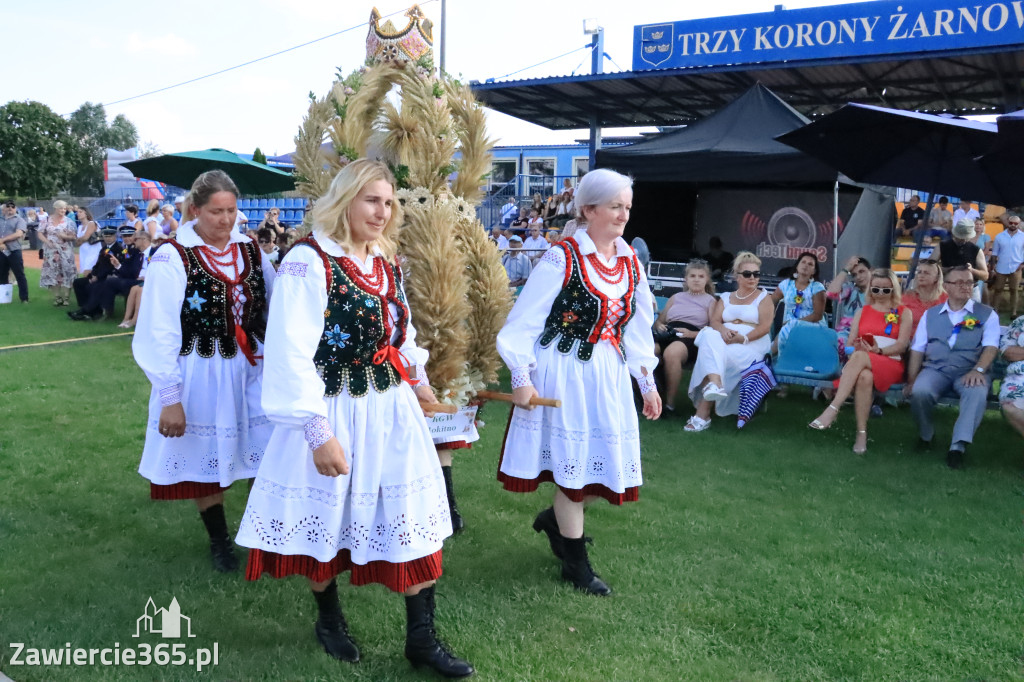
[684,415,711,432]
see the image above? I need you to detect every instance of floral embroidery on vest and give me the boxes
[298,237,409,397]
[167,240,267,360]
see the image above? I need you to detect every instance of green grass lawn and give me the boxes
[1,293,1023,680]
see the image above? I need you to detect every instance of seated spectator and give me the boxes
[702,237,733,282]
[509,207,529,235]
[554,191,573,222]
[952,198,980,227]
[123,204,141,231]
[69,226,143,321]
[71,226,123,309]
[684,252,773,432]
[157,204,178,241]
[896,194,926,238]
[118,230,156,328]
[543,194,559,221]
[998,313,1024,445]
[257,227,279,265]
[527,208,544,231]
[260,207,286,234]
[530,192,544,216]
[772,251,827,352]
[500,197,517,227]
[491,224,509,250]
[275,228,297,266]
[809,269,912,455]
[522,224,549,263]
[142,199,161,239]
[545,229,560,245]
[928,196,952,237]
[561,178,574,199]
[654,261,716,415]
[501,235,531,286]
[901,259,947,336]
[827,256,872,348]
[905,265,1000,469]
[559,218,580,242]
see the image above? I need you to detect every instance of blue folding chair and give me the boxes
[773,324,841,389]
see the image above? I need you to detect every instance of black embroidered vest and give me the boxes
[298,237,409,398]
[168,240,267,359]
[538,237,639,362]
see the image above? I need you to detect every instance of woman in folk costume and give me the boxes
[235,160,473,678]
[496,168,662,596]
[133,170,275,572]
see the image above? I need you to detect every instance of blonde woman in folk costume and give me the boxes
[132,170,276,573]
[235,160,473,678]
[497,168,661,597]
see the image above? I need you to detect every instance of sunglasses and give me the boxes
[737,270,761,278]
[870,286,893,295]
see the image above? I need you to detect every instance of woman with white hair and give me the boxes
[157,203,178,240]
[235,159,472,677]
[497,167,661,597]
[38,200,77,305]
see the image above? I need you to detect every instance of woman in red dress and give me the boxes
[808,269,913,454]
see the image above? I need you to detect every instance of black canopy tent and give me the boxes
[592,84,893,277]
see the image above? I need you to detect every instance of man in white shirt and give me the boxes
[522,225,549,263]
[989,212,1024,316]
[502,235,532,287]
[500,197,517,226]
[952,199,981,227]
[490,225,509,251]
[906,264,1000,468]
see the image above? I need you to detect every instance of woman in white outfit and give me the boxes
[685,252,773,432]
[133,170,276,572]
[74,207,101,275]
[497,168,661,597]
[235,160,473,678]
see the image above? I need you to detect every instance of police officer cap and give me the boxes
[101,226,119,236]
[118,225,137,237]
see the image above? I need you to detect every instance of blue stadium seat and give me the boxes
[258,198,269,209]
[774,325,841,388]
[281,210,292,221]
[240,198,251,210]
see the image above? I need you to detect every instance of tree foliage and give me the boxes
[252,147,267,165]
[67,102,139,196]
[138,140,162,159]
[0,101,76,198]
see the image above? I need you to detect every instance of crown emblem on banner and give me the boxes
[366,5,434,64]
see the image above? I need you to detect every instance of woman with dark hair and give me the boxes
[132,170,276,573]
[497,168,661,597]
[809,269,912,455]
[826,255,872,349]
[74,207,101,276]
[235,159,472,677]
[772,251,826,351]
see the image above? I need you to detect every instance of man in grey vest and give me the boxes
[905,265,1001,468]
[0,200,29,303]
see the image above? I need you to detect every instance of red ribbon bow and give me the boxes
[372,345,419,386]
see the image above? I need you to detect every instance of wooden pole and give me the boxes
[477,390,561,408]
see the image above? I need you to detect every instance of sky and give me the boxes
[5,0,871,157]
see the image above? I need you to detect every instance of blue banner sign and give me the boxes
[633,0,1024,71]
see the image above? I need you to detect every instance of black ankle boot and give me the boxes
[532,507,563,559]
[404,586,474,678]
[560,535,611,596]
[441,465,464,533]
[313,580,359,662]
[198,504,238,573]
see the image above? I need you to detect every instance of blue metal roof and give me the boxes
[470,43,1024,130]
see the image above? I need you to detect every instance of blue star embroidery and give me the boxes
[325,324,350,349]
[186,291,207,311]
[364,298,376,308]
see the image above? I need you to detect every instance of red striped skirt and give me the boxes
[245,548,443,593]
[434,441,472,452]
[150,481,230,500]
